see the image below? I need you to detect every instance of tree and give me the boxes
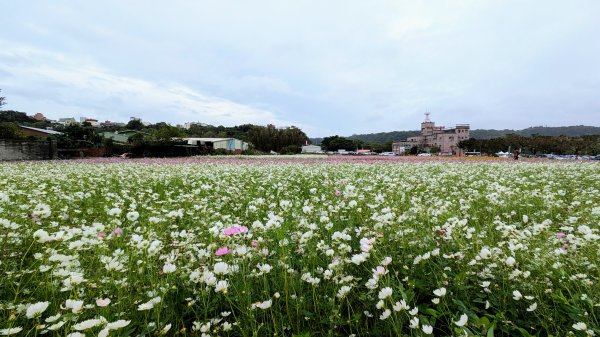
[0,122,25,139]
[126,119,144,130]
[0,89,5,109]
[147,125,186,142]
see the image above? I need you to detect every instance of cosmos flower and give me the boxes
[215,246,231,256]
[455,313,468,327]
[26,301,50,319]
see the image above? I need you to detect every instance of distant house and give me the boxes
[58,117,77,125]
[101,130,145,144]
[84,118,99,127]
[182,138,249,152]
[32,113,47,121]
[18,125,63,138]
[301,145,322,153]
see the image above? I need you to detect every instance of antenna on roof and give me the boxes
[424,111,431,122]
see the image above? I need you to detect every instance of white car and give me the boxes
[417,153,432,156]
[379,152,396,156]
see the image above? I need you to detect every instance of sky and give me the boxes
[1,1,599,137]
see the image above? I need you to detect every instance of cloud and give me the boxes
[0,41,298,128]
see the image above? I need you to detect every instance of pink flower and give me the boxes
[215,246,231,256]
[251,240,259,247]
[96,298,111,307]
[335,190,342,196]
[112,227,123,237]
[556,232,566,239]
[97,232,106,239]
[223,226,249,236]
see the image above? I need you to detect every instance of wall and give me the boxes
[0,139,57,161]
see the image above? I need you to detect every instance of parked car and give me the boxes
[379,152,396,156]
[417,153,432,156]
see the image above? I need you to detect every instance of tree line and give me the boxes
[459,134,600,155]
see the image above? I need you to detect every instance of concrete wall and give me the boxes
[0,139,57,161]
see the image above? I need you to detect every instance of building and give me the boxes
[101,130,145,144]
[393,113,469,155]
[301,145,322,153]
[18,126,63,138]
[32,113,47,121]
[58,117,77,125]
[182,138,249,153]
[84,118,99,127]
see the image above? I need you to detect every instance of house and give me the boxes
[32,113,47,121]
[393,113,469,155]
[301,145,322,153]
[58,117,77,125]
[101,130,145,144]
[84,118,100,127]
[182,138,249,153]
[18,126,63,138]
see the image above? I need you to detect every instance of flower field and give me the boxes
[1,158,599,336]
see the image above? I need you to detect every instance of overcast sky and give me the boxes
[1,1,599,137]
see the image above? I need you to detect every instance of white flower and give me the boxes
[126,211,139,221]
[479,247,492,259]
[526,302,537,312]
[26,301,50,318]
[337,286,352,299]
[455,313,468,327]
[65,299,84,313]
[162,262,176,274]
[505,256,516,266]
[96,298,111,307]
[138,297,161,311]
[422,324,433,334]
[222,322,232,331]
[159,323,172,335]
[47,321,66,330]
[215,280,229,293]
[433,287,446,297]
[0,327,23,335]
[409,316,419,329]
[351,253,367,265]
[393,300,408,311]
[257,263,272,274]
[379,309,391,320]
[251,300,272,310]
[66,333,86,337]
[213,262,229,275]
[45,314,61,323]
[108,208,122,216]
[513,290,523,300]
[378,287,393,299]
[572,322,587,330]
[432,297,440,304]
[73,317,107,330]
[409,307,419,316]
[106,320,130,330]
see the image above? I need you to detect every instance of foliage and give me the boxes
[125,119,144,130]
[347,130,421,144]
[321,135,364,151]
[146,125,186,142]
[0,161,598,336]
[0,89,5,108]
[247,125,308,153]
[0,110,37,124]
[0,122,25,139]
[55,123,103,149]
[459,134,600,155]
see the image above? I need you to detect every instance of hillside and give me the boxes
[337,125,600,144]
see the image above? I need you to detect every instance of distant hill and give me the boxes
[328,125,600,144]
